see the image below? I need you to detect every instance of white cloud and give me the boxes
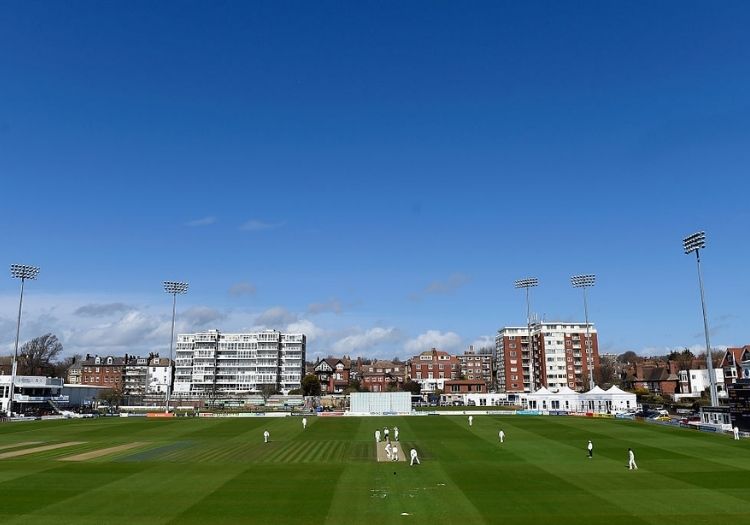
[470,335,494,350]
[286,319,325,342]
[67,310,169,350]
[181,306,226,327]
[332,327,400,354]
[185,216,217,227]
[404,330,463,354]
[255,306,298,327]
[240,219,285,231]
[228,282,257,297]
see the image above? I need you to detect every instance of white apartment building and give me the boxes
[173,329,305,396]
[496,322,599,393]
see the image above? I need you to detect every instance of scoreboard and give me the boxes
[728,380,750,431]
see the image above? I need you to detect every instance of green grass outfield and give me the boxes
[0,415,748,524]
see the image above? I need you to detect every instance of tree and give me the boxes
[343,378,368,394]
[18,334,63,376]
[595,357,619,387]
[301,374,322,396]
[98,388,123,409]
[52,353,82,379]
[260,384,279,403]
[617,351,642,364]
[667,348,695,371]
[287,388,302,395]
[402,380,421,396]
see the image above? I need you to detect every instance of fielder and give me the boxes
[587,440,593,459]
[410,448,421,466]
[734,426,740,440]
[375,430,381,442]
[468,415,473,427]
[384,427,390,440]
[628,448,638,470]
[394,427,399,441]
[499,429,505,443]
[263,430,270,443]
[302,417,307,430]
[385,442,392,460]
[392,445,399,462]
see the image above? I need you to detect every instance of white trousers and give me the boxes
[410,456,420,465]
[628,459,637,469]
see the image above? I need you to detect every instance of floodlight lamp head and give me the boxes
[163,281,189,294]
[10,264,40,280]
[571,274,596,288]
[683,231,706,254]
[514,277,539,289]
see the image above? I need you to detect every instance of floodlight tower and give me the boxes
[571,274,596,391]
[163,281,189,413]
[515,278,539,392]
[8,264,40,417]
[683,231,719,406]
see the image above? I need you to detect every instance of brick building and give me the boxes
[408,348,460,393]
[496,322,600,393]
[80,355,126,390]
[313,358,351,394]
[721,346,750,387]
[621,360,680,396]
[457,346,495,390]
[360,360,407,392]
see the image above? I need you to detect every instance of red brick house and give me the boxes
[313,358,350,394]
[721,346,750,387]
[408,348,460,393]
[360,360,407,392]
[621,360,680,396]
[80,354,125,390]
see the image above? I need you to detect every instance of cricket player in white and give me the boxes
[264,430,270,443]
[385,442,392,460]
[499,430,505,443]
[628,448,638,470]
[302,417,307,430]
[587,440,593,458]
[375,430,381,442]
[734,426,740,440]
[468,415,473,427]
[410,448,420,466]
[394,427,399,441]
[384,427,390,440]
[392,445,399,461]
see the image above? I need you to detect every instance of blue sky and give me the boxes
[1,1,749,360]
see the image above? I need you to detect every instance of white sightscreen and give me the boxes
[350,392,411,414]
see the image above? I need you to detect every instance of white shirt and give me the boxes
[410,449,418,457]
[587,442,593,450]
[628,450,635,460]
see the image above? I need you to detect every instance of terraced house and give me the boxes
[80,355,125,390]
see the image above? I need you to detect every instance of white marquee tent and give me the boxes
[526,385,636,414]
